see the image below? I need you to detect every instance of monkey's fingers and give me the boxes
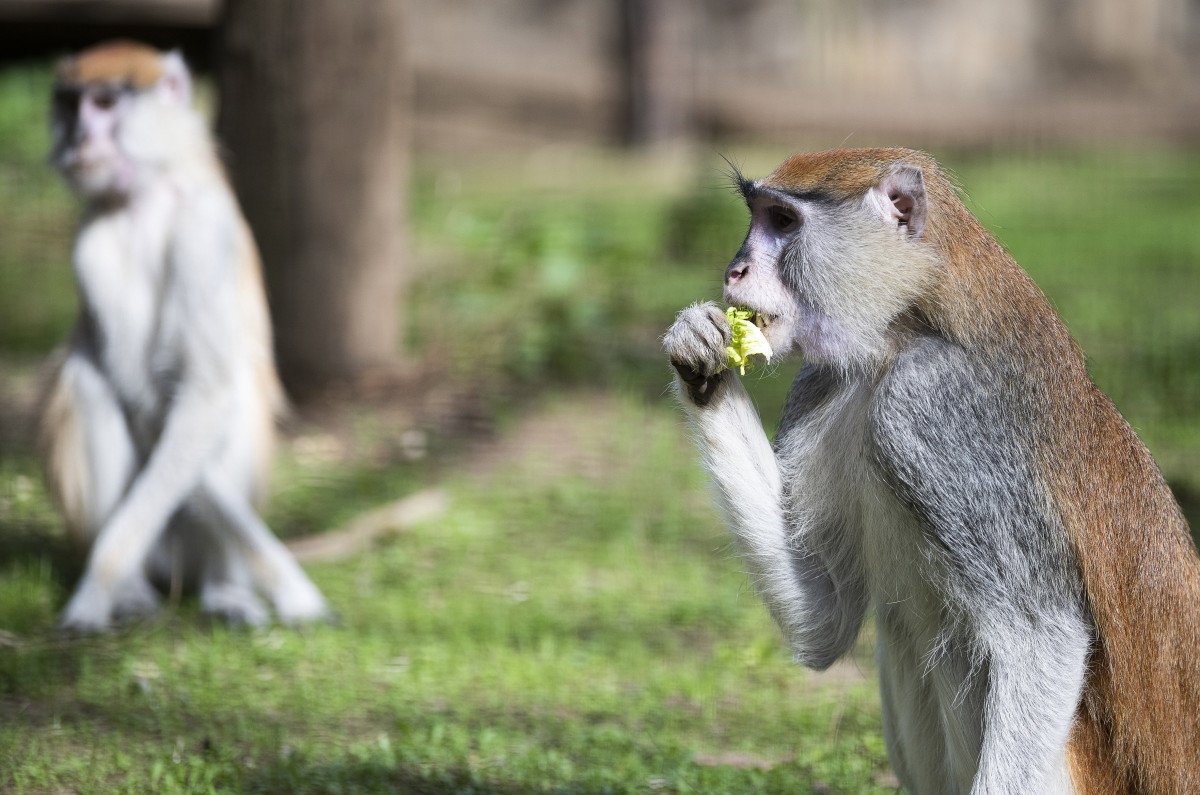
[664,302,731,375]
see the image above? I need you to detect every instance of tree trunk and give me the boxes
[616,0,693,146]
[217,0,409,397]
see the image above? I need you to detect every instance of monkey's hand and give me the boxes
[664,301,732,407]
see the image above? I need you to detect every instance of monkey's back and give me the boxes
[928,171,1200,791]
[231,212,285,509]
[885,147,1200,791]
[1048,380,1200,794]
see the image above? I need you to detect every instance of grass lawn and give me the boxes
[2,396,889,794]
[1,62,1198,793]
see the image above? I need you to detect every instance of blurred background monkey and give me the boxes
[664,148,1200,792]
[41,41,330,632]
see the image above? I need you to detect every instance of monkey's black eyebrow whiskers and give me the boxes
[718,155,755,203]
[734,175,757,204]
[720,154,836,207]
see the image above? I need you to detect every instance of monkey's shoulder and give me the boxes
[869,336,1002,438]
[867,336,1026,475]
[864,337,1083,610]
[868,338,1066,542]
[160,180,253,286]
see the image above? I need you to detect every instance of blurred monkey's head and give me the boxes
[52,41,203,199]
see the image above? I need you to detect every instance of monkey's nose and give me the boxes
[725,262,748,285]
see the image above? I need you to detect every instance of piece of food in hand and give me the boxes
[723,307,773,374]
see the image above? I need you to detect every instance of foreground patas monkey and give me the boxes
[664,148,1200,793]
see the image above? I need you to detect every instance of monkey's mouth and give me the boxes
[746,308,793,352]
[750,312,775,330]
[736,309,777,334]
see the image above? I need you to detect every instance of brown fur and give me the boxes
[766,148,1200,792]
[763,148,907,201]
[56,40,163,89]
[233,216,287,508]
[37,349,91,549]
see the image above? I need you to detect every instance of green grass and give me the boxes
[0,397,889,794]
[0,67,78,354]
[1,61,1198,792]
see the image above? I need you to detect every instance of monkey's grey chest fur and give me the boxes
[775,372,986,789]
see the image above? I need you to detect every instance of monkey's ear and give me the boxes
[156,50,193,108]
[870,165,927,240]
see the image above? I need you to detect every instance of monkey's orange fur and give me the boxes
[763,149,1200,793]
[56,40,164,89]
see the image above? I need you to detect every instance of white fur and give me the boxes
[48,55,328,631]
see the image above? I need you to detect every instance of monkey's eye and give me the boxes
[90,89,120,111]
[768,206,799,234]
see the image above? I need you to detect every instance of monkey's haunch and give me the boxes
[723,307,773,375]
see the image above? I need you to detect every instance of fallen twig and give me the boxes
[285,488,448,563]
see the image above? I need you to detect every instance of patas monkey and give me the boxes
[42,41,330,631]
[664,148,1200,793]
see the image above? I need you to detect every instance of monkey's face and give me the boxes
[51,49,200,201]
[724,163,938,368]
[51,83,138,198]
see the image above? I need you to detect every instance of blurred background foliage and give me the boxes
[0,0,1198,789]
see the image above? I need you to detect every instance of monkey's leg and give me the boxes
[156,506,271,627]
[48,354,162,629]
[43,353,137,544]
[60,374,235,631]
[871,338,1092,792]
[197,547,271,627]
[971,619,1089,794]
[198,471,330,625]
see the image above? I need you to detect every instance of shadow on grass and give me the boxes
[243,760,596,795]
[0,519,81,589]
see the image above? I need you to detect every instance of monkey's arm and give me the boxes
[665,303,867,668]
[869,338,1091,793]
[60,190,244,629]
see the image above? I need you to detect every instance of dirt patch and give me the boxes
[463,393,643,481]
[0,355,49,455]
[692,750,788,770]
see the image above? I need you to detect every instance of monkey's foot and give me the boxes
[59,574,161,633]
[200,582,270,627]
[59,576,117,633]
[272,577,334,626]
[112,576,162,621]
